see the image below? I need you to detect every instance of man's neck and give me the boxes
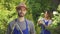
[18,17,25,22]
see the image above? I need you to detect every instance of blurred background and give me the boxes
[0,0,60,34]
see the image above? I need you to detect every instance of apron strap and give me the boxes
[12,19,29,34]
[43,20,49,26]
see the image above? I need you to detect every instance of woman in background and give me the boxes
[38,10,52,34]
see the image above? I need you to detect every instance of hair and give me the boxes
[44,10,52,19]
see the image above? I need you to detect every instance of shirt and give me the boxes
[7,18,35,34]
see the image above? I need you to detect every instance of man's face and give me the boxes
[17,7,27,17]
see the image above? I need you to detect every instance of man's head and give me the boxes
[16,3,27,17]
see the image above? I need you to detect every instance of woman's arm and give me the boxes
[38,20,43,25]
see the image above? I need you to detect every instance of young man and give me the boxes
[7,3,35,34]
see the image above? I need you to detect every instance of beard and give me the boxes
[18,12,25,17]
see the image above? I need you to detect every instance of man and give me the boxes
[7,3,35,34]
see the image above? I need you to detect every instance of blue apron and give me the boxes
[41,20,51,34]
[13,20,29,34]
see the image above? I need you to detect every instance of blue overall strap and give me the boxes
[22,19,29,34]
[43,20,51,34]
[43,20,49,26]
[13,19,21,34]
[41,24,45,34]
[13,27,21,34]
[13,19,29,34]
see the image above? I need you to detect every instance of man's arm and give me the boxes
[7,24,12,34]
[30,22,36,34]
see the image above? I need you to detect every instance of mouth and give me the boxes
[18,13,24,17]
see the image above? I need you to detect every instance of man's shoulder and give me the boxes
[26,19,34,26]
[8,19,17,26]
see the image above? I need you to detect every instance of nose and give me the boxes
[18,10,22,13]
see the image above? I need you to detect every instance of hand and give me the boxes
[38,20,43,25]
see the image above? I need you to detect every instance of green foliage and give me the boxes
[0,0,60,34]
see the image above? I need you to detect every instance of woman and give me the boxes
[38,10,52,34]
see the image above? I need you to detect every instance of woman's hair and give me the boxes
[44,10,52,19]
